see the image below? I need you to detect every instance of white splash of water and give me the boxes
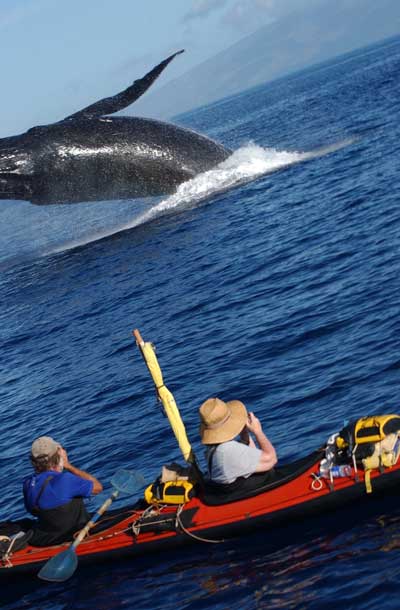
[151,144,304,211]
[49,139,354,254]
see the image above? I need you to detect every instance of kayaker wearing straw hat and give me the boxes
[199,398,277,484]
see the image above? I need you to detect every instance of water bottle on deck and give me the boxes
[330,464,352,478]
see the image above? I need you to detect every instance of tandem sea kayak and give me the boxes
[2,448,400,579]
[2,330,400,580]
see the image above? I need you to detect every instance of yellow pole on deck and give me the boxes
[133,329,196,465]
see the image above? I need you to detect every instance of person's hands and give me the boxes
[56,448,103,493]
[246,412,263,436]
[59,447,71,469]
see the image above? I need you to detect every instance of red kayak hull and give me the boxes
[3,452,400,578]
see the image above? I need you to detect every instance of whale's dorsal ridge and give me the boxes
[64,49,184,121]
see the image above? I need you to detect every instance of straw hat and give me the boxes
[199,397,247,444]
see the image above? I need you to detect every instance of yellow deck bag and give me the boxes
[337,415,400,493]
[144,479,194,505]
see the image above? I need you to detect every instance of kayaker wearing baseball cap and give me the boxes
[23,436,103,547]
[199,398,277,484]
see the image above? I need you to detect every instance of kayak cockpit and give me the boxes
[199,449,324,505]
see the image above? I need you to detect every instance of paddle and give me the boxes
[38,468,144,582]
[133,329,196,464]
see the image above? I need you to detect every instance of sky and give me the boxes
[0,0,322,137]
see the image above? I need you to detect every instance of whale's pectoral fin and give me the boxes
[64,49,184,121]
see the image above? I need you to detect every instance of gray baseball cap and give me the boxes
[31,436,60,458]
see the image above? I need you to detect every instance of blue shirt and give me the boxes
[23,470,93,513]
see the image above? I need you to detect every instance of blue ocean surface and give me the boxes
[1,35,400,609]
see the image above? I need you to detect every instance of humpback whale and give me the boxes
[0,51,231,205]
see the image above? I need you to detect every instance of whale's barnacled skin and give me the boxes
[0,51,231,205]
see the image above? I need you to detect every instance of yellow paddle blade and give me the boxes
[134,330,194,464]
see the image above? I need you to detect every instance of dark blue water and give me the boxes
[1,35,400,609]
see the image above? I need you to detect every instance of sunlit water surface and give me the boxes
[1,36,400,609]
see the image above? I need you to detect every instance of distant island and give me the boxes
[133,0,400,120]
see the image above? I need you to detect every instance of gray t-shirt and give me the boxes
[205,440,262,484]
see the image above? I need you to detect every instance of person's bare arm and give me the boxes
[246,413,277,472]
[61,448,103,494]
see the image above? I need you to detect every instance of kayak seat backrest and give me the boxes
[0,530,34,558]
[200,449,324,506]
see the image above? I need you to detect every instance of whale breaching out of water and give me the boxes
[0,51,231,205]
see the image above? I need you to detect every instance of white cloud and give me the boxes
[220,1,276,34]
[220,0,322,34]
[182,0,229,23]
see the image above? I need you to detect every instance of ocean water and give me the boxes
[1,35,400,609]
